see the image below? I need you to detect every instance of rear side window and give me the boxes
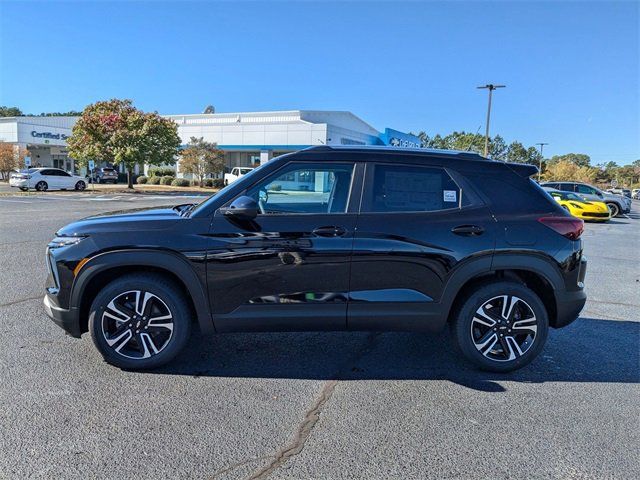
[364,164,462,213]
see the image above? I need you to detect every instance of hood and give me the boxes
[57,206,182,236]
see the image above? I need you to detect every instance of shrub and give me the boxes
[161,175,175,185]
[148,167,176,177]
[201,178,214,187]
[212,178,225,188]
[148,176,161,185]
[171,178,190,187]
[136,175,148,184]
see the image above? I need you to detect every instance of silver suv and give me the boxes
[541,181,631,217]
[89,167,119,184]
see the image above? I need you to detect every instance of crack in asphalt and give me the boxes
[209,455,273,479]
[244,332,380,480]
[0,295,42,308]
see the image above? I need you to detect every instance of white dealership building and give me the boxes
[0,110,421,176]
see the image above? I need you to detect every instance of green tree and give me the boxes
[67,99,181,188]
[505,141,529,163]
[178,137,225,184]
[548,153,591,167]
[0,106,23,117]
[37,111,83,117]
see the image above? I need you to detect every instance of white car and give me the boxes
[9,168,87,192]
[223,167,254,185]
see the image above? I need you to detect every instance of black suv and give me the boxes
[44,146,587,372]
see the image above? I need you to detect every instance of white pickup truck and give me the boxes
[224,167,254,185]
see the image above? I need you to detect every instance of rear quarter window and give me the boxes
[470,174,560,214]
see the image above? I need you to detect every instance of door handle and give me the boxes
[451,225,484,236]
[313,226,347,237]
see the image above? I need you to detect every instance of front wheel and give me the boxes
[450,281,549,372]
[89,274,192,369]
[606,202,620,217]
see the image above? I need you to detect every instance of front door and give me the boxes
[348,162,495,332]
[206,161,359,332]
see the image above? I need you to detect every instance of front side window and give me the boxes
[576,184,596,195]
[245,162,354,214]
[364,164,462,213]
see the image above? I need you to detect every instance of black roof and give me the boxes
[293,145,538,177]
[302,145,487,161]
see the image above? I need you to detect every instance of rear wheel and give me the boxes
[606,202,620,217]
[75,181,86,191]
[89,274,192,369]
[35,181,48,192]
[451,281,549,372]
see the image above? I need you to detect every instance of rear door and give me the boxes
[348,161,495,332]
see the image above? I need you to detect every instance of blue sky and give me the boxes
[0,0,638,164]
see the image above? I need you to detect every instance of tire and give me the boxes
[606,202,620,217]
[450,281,549,373]
[35,181,48,192]
[75,181,86,191]
[88,274,192,369]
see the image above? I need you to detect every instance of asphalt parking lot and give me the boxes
[0,192,638,479]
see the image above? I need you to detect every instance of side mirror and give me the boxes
[220,195,258,220]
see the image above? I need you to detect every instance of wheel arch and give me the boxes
[443,254,563,328]
[72,250,214,335]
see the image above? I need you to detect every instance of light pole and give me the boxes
[536,142,548,182]
[477,84,506,157]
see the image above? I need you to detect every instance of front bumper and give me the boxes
[43,293,81,338]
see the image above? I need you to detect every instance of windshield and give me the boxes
[190,162,269,216]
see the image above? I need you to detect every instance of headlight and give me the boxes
[570,202,584,209]
[48,235,88,249]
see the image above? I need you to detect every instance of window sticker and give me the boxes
[443,190,457,203]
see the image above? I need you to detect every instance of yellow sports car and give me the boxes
[546,189,611,222]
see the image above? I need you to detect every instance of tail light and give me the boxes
[538,216,584,240]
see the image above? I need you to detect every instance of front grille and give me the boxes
[582,212,609,218]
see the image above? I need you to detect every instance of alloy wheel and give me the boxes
[471,295,538,362]
[607,203,619,217]
[36,181,47,191]
[101,290,174,359]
